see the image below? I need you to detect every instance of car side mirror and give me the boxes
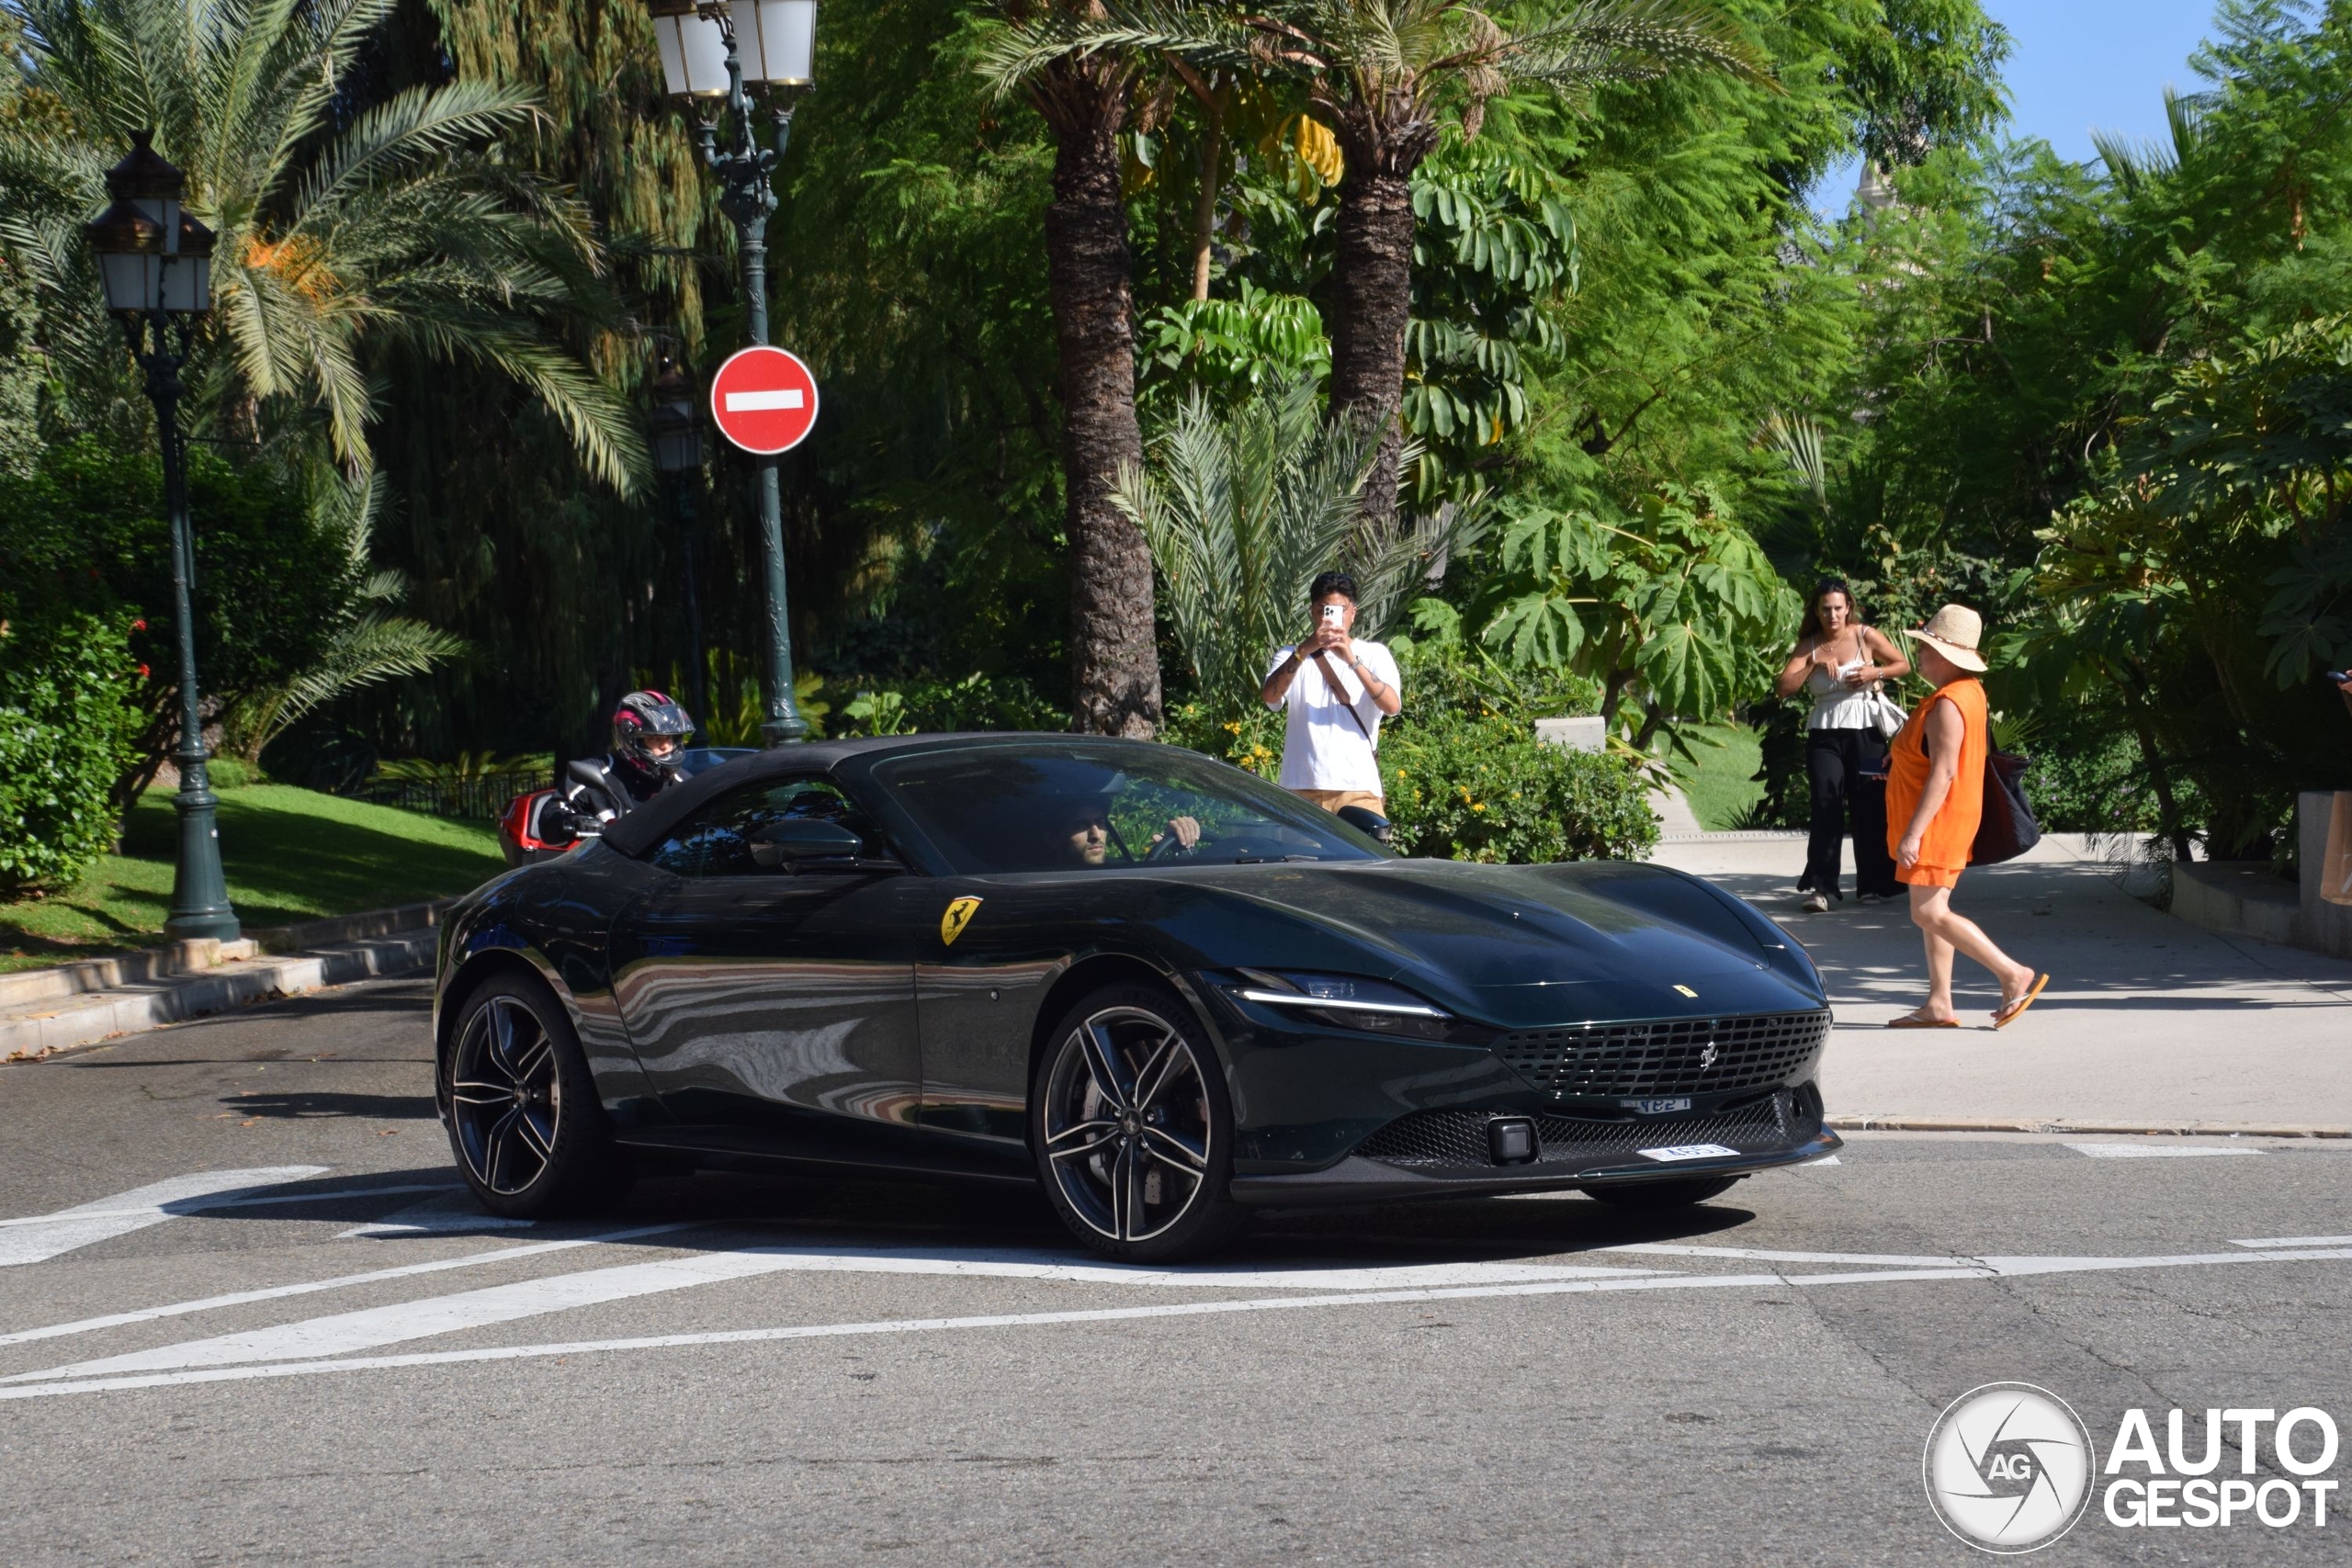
[749,817,867,870]
[1335,804,1394,846]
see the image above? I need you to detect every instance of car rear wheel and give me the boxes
[1581,1175,1742,1209]
[444,973,630,1219]
[1032,985,1240,1261]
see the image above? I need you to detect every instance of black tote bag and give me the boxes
[1919,715,2041,866]
[1972,739,2041,866]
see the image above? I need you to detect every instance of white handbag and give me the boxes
[1856,626,1906,739]
[1863,684,1907,740]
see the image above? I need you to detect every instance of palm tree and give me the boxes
[1114,377,1480,713]
[976,8,1164,737]
[0,0,644,491]
[1007,0,1764,528]
[220,476,467,764]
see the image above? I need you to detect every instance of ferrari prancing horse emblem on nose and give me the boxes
[940,897,983,946]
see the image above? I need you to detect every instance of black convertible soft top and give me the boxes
[596,732,1159,859]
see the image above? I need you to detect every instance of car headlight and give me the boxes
[1225,969,1461,1042]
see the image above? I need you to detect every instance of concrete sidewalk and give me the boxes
[1650,832,2352,1131]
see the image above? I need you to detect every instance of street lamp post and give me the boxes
[649,363,711,722]
[85,131,237,943]
[647,0,818,746]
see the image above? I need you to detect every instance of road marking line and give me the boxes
[340,1198,533,1239]
[0,1168,325,1267]
[2067,1143,2262,1158]
[0,1223,700,1349]
[8,1244,2352,1402]
[0,1273,1789,1399]
[0,1181,459,1230]
[2233,1235,2352,1248]
[724,389,802,412]
[1598,1243,1973,1267]
[5,1247,1660,1381]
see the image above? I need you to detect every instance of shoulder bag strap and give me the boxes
[1313,650,1375,740]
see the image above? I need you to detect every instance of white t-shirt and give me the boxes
[1266,639,1401,794]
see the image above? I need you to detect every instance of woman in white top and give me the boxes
[1774,579,1911,913]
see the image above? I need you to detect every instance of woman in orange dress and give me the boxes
[1883,605,2049,1029]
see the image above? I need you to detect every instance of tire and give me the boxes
[1581,1175,1743,1210]
[442,972,631,1219]
[1030,983,1241,1262]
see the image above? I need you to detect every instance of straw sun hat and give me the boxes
[1909,604,1988,673]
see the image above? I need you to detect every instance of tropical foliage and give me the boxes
[1114,378,1480,714]
[17,0,2352,887]
[0,0,644,485]
[1769,0,2352,858]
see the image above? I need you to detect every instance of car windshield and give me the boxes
[874,745,1385,874]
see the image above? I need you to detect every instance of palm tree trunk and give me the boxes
[1036,61,1163,737]
[1189,101,1224,302]
[1327,156,1417,531]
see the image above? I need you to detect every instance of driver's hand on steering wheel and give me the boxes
[1150,816,1202,853]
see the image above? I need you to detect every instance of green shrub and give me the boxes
[1165,683,1657,864]
[1382,713,1658,863]
[2024,731,2170,835]
[0,609,141,893]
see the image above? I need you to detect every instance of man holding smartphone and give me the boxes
[1259,570,1404,814]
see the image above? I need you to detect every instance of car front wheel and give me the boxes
[1031,985,1240,1261]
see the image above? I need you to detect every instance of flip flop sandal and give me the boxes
[1886,1015,1961,1029]
[1992,972,2052,1030]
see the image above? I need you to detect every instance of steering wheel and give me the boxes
[1144,829,1193,863]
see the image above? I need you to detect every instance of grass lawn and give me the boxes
[2,784,505,974]
[1670,721,1766,832]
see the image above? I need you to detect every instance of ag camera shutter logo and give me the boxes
[1923,1382,2095,1552]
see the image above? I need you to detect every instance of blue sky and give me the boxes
[1815,0,2228,211]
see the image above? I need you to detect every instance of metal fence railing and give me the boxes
[353,771,552,821]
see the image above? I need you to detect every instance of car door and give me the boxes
[609,774,933,1158]
[914,874,1076,1148]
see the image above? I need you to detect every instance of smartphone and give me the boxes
[1320,604,1343,627]
[2329,671,2351,684]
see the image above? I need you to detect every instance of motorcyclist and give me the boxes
[557,690,696,829]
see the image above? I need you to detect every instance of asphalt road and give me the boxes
[3,977,2348,1566]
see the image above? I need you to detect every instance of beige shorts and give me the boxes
[1291,788,1385,815]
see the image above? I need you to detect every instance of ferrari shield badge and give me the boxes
[940,897,983,947]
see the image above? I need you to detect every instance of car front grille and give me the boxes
[1354,1096,1809,1170]
[1492,1010,1830,1100]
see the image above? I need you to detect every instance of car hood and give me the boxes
[1148,857,1817,1028]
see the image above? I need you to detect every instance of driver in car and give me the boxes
[1057,804,1203,867]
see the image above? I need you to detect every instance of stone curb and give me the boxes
[1,906,450,1064]
[0,899,454,1010]
[1828,1115,2351,1140]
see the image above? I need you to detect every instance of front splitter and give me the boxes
[1227,1126,1842,1208]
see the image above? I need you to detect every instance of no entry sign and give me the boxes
[709,345,820,455]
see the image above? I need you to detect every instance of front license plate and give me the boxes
[1636,1143,1740,1163]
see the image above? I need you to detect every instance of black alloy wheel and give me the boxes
[444,973,628,1218]
[1581,1174,1743,1209]
[1032,984,1240,1261]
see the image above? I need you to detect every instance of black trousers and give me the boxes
[1801,727,1898,899]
